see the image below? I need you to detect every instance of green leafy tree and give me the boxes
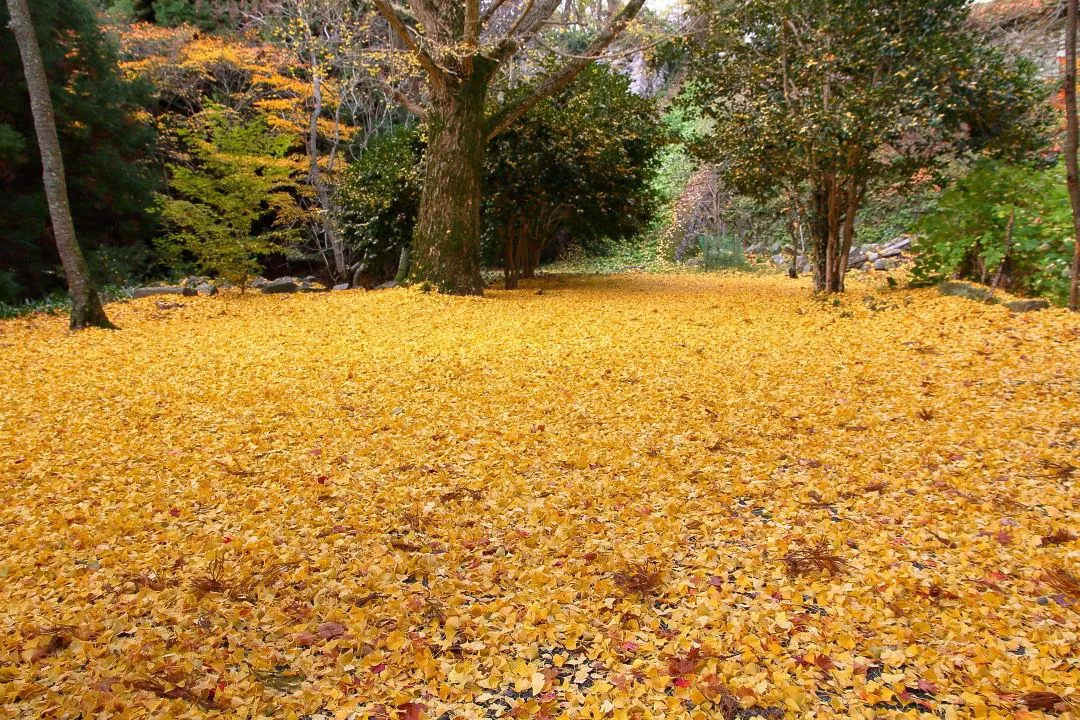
[371,0,647,295]
[684,0,1049,293]
[486,63,664,289]
[913,160,1075,305]
[0,0,159,303]
[336,125,424,283]
[337,65,665,289]
[156,109,304,287]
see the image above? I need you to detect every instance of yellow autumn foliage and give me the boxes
[0,274,1078,719]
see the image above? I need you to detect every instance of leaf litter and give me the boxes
[0,274,1078,718]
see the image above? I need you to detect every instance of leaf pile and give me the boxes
[0,274,1078,718]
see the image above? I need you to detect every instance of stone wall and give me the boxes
[970,0,1066,78]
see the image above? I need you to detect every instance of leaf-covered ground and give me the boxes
[1,274,1078,720]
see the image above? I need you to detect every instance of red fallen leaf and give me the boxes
[927,583,959,600]
[462,537,491,550]
[295,632,319,647]
[93,677,121,692]
[995,529,1013,545]
[317,475,328,484]
[708,575,725,587]
[673,676,692,688]
[222,536,232,543]
[620,641,640,652]
[700,674,728,700]
[1022,692,1067,712]
[169,508,180,517]
[669,649,706,676]
[317,621,346,640]
[397,701,425,720]
[899,691,934,710]
[815,655,836,671]
[917,679,940,694]
[370,662,387,674]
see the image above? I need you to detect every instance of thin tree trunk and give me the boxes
[411,75,491,295]
[811,181,830,293]
[1066,0,1080,310]
[838,174,859,292]
[7,0,114,330]
[308,62,347,281]
[825,175,841,292]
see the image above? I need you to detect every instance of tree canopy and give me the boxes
[684,0,1049,292]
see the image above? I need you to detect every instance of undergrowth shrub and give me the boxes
[912,160,1074,304]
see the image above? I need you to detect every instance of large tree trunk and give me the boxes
[1066,0,1080,311]
[7,0,114,330]
[411,78,489,295]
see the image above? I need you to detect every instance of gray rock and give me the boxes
[848,252,868,268]
[195,283,217,296]
[939,281,993,302]
[886,236,913,252]
[867,252,880,262]
[1004,299,1049,312]
[797,257,812,273]
[771,254,786,267]
[250,277,268,289]
[878,246,904,259]
[374,280,399,290]
[132,285,186,298]
[873,258,889,271]
[332,283,349,291]
[262,277,299,294]
[183,275,209,287]
[299,281,326,293]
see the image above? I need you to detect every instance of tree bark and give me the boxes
[825,174,841,292]
[7,0,114,329]
[411,74,491,295]
[838,175,860,293]
[810,182,830,293]
[307,63,347,281]
[1066,0,1080,310]
[372,0,644,295]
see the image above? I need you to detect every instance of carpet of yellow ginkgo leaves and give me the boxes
[1,274,1078,720]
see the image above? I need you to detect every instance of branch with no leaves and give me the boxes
[486,0,647,140]
[371,0,447,87]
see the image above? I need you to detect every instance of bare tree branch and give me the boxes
[486,0,647,140]
[372,0,447,87]
[532,14,702,62]
[466,0,481,45]
[480,0,512,25]
[391,87,429,120]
